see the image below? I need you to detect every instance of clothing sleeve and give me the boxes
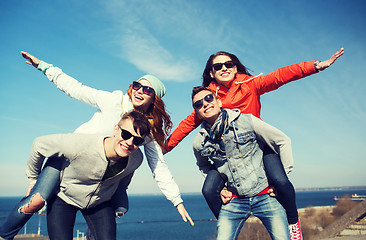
[193,148,212,178]
[143,138,183,206]
[38,61,123,111]
[26,134,75,185]
[192,135,213,177]
[251,61,317,96]
[249,115,294,174]
[120,172,134,190]
[165,110,203,152]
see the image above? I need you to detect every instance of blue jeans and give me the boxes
[0,157,129,240]
[110,181,129,216]
[202,169,226,219]
[262,146,298,224]
[202,146,298,224]
[0,157,62,239]
[47,196,116,240]
[217,194,290,240]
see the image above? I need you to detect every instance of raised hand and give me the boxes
[21,51,41,68]
[316,48,344,71]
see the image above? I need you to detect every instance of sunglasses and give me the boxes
[212,61,235,71]
[132,81,155,96]
[193,93,215,110]
[118,125,145,146]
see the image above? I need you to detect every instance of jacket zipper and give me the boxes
[85,164,126,208]
[85,162,109,209]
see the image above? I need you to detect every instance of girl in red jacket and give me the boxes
[166,48,344,240]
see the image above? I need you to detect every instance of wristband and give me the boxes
[314,61,321,72]
[37,61,53,74]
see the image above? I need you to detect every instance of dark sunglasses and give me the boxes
[212,61,235,71]
[132,81,155,96]
[118,125,145,146]
[193,93,214,110]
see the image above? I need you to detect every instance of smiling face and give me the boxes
[131,79,155,112]
[193,90,222,125]
[111,118,144,158]
[209,55,237,87]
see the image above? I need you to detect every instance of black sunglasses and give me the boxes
[212,61,235,71]
[118,125,145,146]
[193,93,215,110]
[132,81,155,96]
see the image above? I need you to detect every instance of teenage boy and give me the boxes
[1,111,150,240]
[192,86,293,240]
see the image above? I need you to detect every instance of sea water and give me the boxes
[0,189,365,240]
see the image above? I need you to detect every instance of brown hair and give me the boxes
[127,85,173,148]
[119,110,151,138]
[202,51,252,87]
[191,86,216,101]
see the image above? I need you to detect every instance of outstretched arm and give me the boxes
[252,48,345,96]
[164,111,202,153]
[315,48,344,71]
[20,51,123,112]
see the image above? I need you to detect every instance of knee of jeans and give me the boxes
[270,177,291,190]
[202,184,220,200]
[20,193,46,214]
[202,183,212,198]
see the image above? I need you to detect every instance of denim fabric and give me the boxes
[0,157,62,239]
[110,182,129,215]
[217,194,289,240]
[195,110,268,197]
[200,146,299,224]
[263,147,298,224]
[47,197,116,240]
[202,169,226,219]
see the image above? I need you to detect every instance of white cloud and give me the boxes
[99,0,253,82]
[118,26,200,82]
[99,0,205,82]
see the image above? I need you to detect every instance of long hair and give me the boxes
[202,51,252,87]
[127,86,173,148]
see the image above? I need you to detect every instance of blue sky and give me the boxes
[0,0,365,197]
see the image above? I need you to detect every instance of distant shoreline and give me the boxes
[295,186,366,192]
[1,186,366,198]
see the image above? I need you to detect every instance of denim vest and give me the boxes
[194,109,268,197]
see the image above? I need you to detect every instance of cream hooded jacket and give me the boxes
[34,61,182,206]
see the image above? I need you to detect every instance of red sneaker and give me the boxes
[289,219,302,240]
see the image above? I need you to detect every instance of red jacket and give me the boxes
[166,60,318,152]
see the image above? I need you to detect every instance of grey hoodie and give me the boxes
[26,133,142,209]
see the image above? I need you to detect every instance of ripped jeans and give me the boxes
[0,157,129,240]
[0,157,62,239]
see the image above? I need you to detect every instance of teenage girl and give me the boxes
[165,48,344,239]
[0,51,194,240]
